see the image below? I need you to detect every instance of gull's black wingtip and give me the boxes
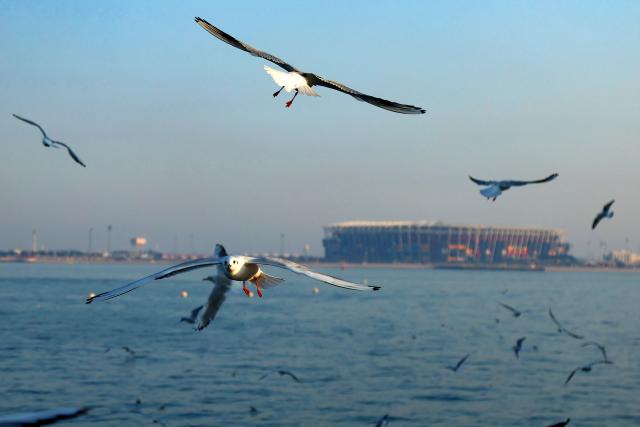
[86,291,107,304]
[373,286,382,291]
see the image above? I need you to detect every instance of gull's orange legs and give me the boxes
[285,90,299,108]
[242,281,251,297]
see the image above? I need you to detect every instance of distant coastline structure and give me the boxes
[323,221,571,265]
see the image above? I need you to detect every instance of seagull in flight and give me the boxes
[12,114,86,167]
[87,244,380,304]
[259,370,301,383]
[513,336,526,359]
[582,341,610,363]
[194,273,233,331]
[445,353,470,372]
[468,173,558,201]
[564,360,612,385]
[499,302,522,318]
[375,414,390,427]
[0,407,90,426]
[592,200,615,230]
[194,17,425,114]
[548,308,584,339]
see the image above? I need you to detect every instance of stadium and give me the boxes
[323,221,571,265]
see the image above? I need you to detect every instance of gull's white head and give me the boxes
[224,256,244,276]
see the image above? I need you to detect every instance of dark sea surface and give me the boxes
[1,263,639,426]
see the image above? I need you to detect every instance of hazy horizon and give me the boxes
[2,1,639,258]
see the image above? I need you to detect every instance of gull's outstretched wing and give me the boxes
[468,176,495,186]
[190,305,205,320]
[0,407,90,425]
[194,17,299,72]
[197,275,232,331]
[246,256,381,291]
[564,367,580,384]
[549,308,583,338]
[455,353,470,370]
[582,341,608,361]
[562,328,584,340]
[548,307,562,329]
[603,199,615,211]
[52,141,86,167]
[12,113,49,138]
[508,173,559,187]
[305,74,425,114]
[86,257,223,303]
[592,213,605,230]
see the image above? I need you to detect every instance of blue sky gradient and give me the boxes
[1,1,639,256]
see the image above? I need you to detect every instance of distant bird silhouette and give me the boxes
[0,407,90,426]
[592,200,615,230]
[259,370,301,383]
[513,337,526,359]
[469,173,558,201]
[548,308,584,339]
[12,114,86,167]
[194,17,425,114]
[565,360,612,385]
[445,354,470,372]
[582,341,610,363]
[375,414,390,427]
[121,346,136,357]
[249,406,259,416]
[499,302,522,318]
[179,305,204,325]
[546,418,570,427]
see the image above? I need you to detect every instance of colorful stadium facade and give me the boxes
[323,221,571,264]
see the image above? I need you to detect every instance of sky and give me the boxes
[1,1,639,257]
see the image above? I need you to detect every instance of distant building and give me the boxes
[607,250,640,266]
[323,220,571,264]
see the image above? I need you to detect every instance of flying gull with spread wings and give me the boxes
[87,244,380,304]
[469,173,558,201]
[445,353,470,372]
[548,307,584,339]
[565,360,612,385]
[194,17,425,114]
[592,200,615,230]
[12,114,86,167]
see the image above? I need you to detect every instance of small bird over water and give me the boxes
[12,114,86,167]
[469,173,558,201]
[259,370,301,383]
[592,200,615,230]
[513,336,526,359]
[87,244,380,304]
[445,353,470,372]
[499,302,522,318]
[565,360,612,385]
[548,307,584,339]
[194,17,425,114]
[375,414,390,427]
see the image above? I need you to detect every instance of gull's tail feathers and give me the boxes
[253,272,285,289]
[264,65,319,96]
[480,185,501,199]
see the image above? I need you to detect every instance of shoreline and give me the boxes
[2,258,640,273]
